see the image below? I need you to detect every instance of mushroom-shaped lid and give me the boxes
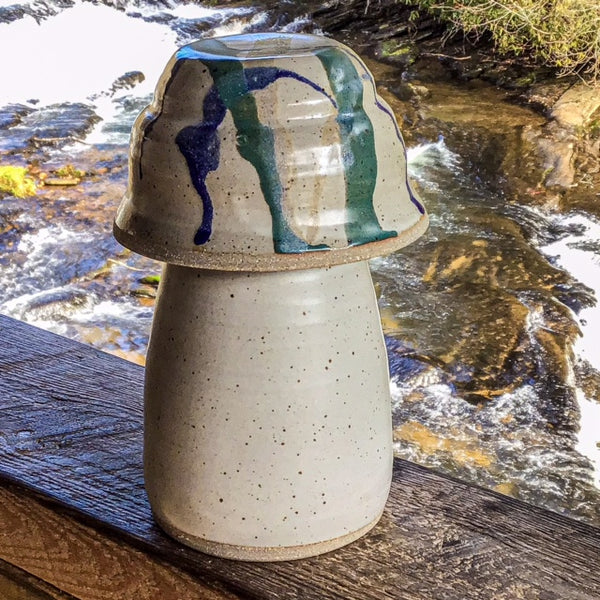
[114,33,428,271]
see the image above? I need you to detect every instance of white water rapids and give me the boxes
[0,0,254,106]
[540,212,600,486]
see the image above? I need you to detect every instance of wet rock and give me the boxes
[97,0,170,11]
[393,421,494,469]
[0,195,26,242]
[385,336,446,387]
[396,67,598,216]
[26,103,102,146]
[552,280,596,316]
[0,104,33,130]
[0,103,101,153]
[130,284,156,299]
[308,0,440,47]
[0,196,24,220]
[375,196,586,413]
[7,287,93,322]
[516,82,600,198]
[377,39,420,69]
[551,83,600,132]
[519,79,600,191]
[532,326,580,432]
[43,176,81,186]
[170,15,225,38]
[91,151,129,172]
[108,348,146,366]
[575,359,600,404]
[0,0,74,25]
[94,94,151,144]
[368,29,600,210]
[109,71,145,96]
[521,80,574,116]
[530,129,577,189]
[126,9,175,26]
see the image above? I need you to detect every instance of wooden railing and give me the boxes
[1,314,599,599]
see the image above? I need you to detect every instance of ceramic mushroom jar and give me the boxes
[114,32,428,561]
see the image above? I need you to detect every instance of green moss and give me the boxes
[55,164,85,179]
[513,73,537,88]
[382,40,409,56]
[588,122,600,139]
[139,274,161,286]
[587,114,600,139]
[381,40,418,65]
[541,166,555,185]
[0,166,37,198]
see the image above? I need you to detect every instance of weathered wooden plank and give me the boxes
[0,483,239,600]
[0,313,599,600]
[0,559,78,600]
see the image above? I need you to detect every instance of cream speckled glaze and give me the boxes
[145,262,392,560]
[114,33,428,561]
[114,33,427,271]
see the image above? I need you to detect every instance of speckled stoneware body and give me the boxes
[114,33,427,271]
[145,262,392,560]
[114,33,428,560]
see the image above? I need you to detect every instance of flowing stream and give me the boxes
[1,0,599,525]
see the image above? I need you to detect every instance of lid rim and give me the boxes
[113,213,429,272]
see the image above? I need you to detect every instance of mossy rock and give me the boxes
[378,40,419,68]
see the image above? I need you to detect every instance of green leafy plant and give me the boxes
[403,0,600,81]
[0,165,37,198]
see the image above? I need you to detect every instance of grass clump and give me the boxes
[0,165,37,198]
[404,0,600,81]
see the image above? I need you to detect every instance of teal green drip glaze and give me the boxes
[201,57,328,254]
[315,48,397,246]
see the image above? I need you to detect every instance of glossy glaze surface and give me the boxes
[144,262,393,558]
[115,33,427,271]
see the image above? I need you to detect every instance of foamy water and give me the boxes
[401,141,600,493]
[539,212,600,485]
[0,224,154,357]
[0,0,261,145]
[0,2,174,105]
[0,226,98,302]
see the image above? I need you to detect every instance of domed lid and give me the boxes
[114,33,428,271]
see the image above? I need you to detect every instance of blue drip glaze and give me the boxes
[244,67,337,109]
[176,66,337,247]
[176,87,226,245]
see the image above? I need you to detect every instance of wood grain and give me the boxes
[1,314,599,599]
[0,484,238,600]
[0,558,77,600]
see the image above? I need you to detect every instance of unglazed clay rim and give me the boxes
[113,213,428,272]
[153,510,384,561]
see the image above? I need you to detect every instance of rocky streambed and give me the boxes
[1,0,599,525]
